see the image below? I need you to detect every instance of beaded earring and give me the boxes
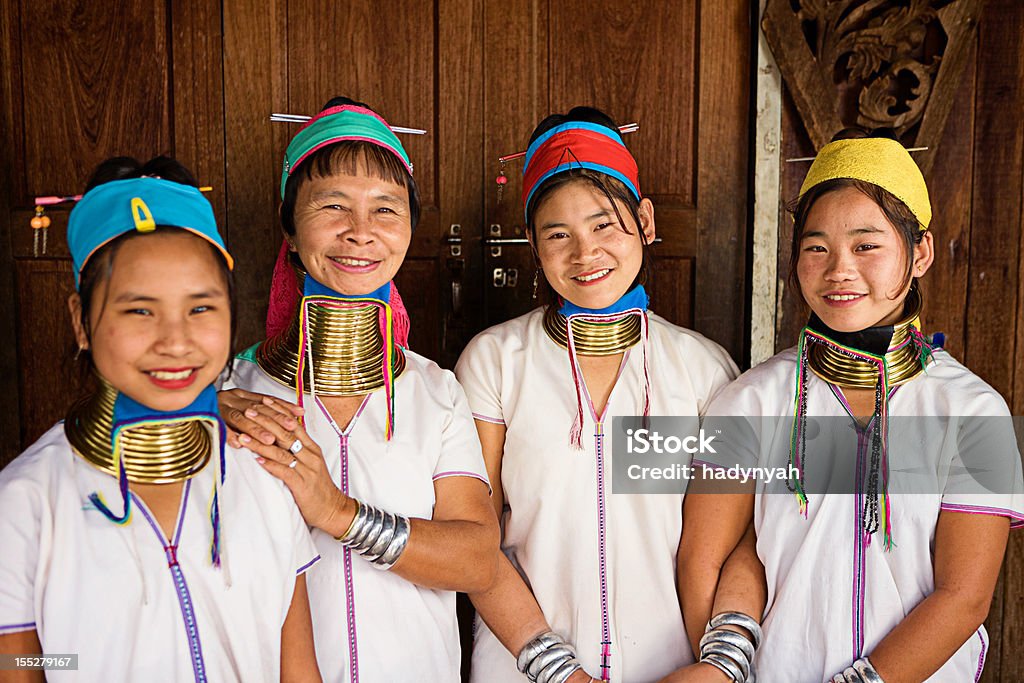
[30,206,51,256]
[495,161,508,203]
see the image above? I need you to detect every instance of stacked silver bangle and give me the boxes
[516,631,583,683]
[336,500,411,570]
[700,612,762,683]
[830,657,885,683]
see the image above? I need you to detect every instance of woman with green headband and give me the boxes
[218,97,498,682]
[0,156,321,682]
[681,129,1024,682]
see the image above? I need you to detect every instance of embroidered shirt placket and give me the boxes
[829,384,899,663]
[314,394,371,683]
[576,351,631,682]
[133,480,208,683]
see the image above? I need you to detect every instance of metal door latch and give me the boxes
[492,267,519,288]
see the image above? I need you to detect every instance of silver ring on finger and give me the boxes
[288,458,299,469]
[289,439,303,455]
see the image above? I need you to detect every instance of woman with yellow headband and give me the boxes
[0,156,320,681]
[217,97,498,682]
[681,129,1024,682]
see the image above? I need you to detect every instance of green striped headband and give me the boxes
[280,104,413,198]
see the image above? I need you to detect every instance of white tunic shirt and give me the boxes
[455,308,738,683]
[701,347,1024,682]
[0,423,319,683]
[225,349,490,683]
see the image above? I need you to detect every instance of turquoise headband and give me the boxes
[280,105,413,199]
[68,177,232,289]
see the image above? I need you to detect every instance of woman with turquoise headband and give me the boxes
[688,129,1024,682]
[218,97,498,682]
[454,107,745,683]
[0,156,321,681]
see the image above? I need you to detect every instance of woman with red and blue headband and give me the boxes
[454,107,746,683]
[0,156,320,681]
[218,97,498,682]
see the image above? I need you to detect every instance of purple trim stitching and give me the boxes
[296,554,321,575]
[975,628,987,682]
[471,413,505,425]
[852,427,868,660]
[0,622,35,634]
[940,503,1024,528]
[313,393,370,683]
[594,424,612,680]
[134,481,207,683]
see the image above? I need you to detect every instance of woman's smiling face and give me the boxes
[531,180,654,310]
[796,186,933,332]
[289,161,412,295]
[71,231,232,412]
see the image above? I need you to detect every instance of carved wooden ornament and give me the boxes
[763,0,983,175]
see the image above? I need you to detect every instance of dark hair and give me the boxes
[279,96,421,237]
[76,156,237,375]
[789,127,926,300]
[525,106,652,302]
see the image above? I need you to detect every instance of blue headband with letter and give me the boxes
[68,177,233,289]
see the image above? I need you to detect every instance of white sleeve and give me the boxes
[454,332,505,425]
[940,398,1024,528]
[697,375,765,472]
[0,473,42,634]
[431,372,491,493]
[694,339,741,416]
[288,500,320,576]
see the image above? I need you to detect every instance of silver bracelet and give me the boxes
[829,657,885,683]
[516,631,582,683]
[704,642,750,681]
[701,612,760,683]
[703,653,745,683]
[337,500,411,571]
[708,611,763,649]
[375,514,410,569]
[517,632,563,673]
[700,629,756,663]
[538,657,581,683]
[853,658,884,683]
[527,644,575,680]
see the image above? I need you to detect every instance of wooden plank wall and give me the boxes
[773,2,1024,679]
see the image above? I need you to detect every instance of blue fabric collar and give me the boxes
[558,284,648,317]
[303,275,391,304]
[112,384,222,447]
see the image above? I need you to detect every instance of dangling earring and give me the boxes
[532,268,542,300]
[30,206,51,257]
[495,161,508,203]
[74,345,85,361]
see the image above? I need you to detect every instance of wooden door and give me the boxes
[0,0,750,457]
[220,0,483,368]
[479,0,751,368]
[0,0,224,465]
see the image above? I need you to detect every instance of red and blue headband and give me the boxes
[522,122,641,219]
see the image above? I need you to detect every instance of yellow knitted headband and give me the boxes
[799,137,931,230]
